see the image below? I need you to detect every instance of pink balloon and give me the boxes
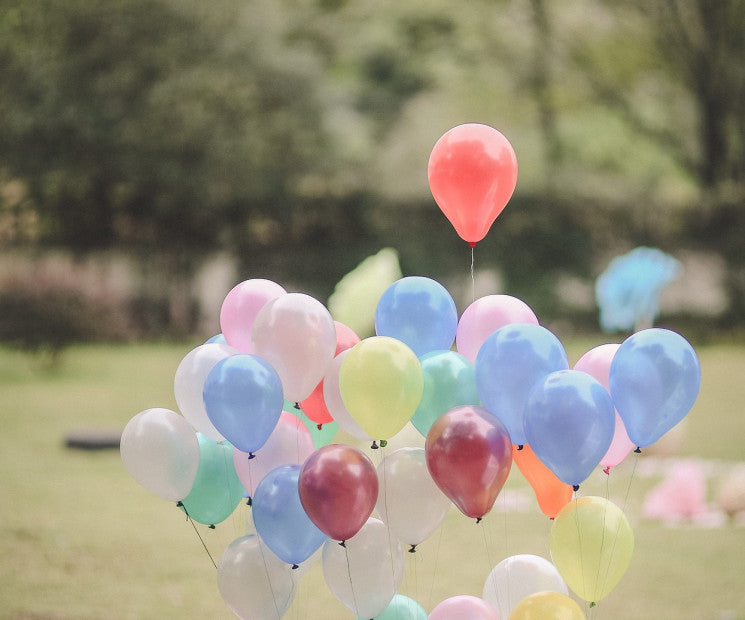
[574,344,634,471]
[298,444,378,541]
[456,295,539,363]
[428,595,500,620]
[426,405,512,520]
[220,279,286,353]
[252,293,337,403]
[233,411,315,496]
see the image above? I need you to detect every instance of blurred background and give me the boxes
[1,0,743,350]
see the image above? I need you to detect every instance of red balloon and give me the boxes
[298,444,378,541]
[428,123,518,247]
[425,405,512,520]
[300,322,361,425]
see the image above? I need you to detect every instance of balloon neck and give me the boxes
[475,517,482,524]
[294,402,301,410]
[468,241,476,249]
[517,444,524,451]
[603,466,610,475]
[379,439,388,448]
[248,452,256,460]
[246,497,252,506]
[572,484,580,492]
[371,440,379,450]
[291,564,299,570]
[634,446,642,453]
[338,540,346,548]
[408,544,417,553]
[316,423,323,431]
[590,602,597,608]
[208,524,215,529]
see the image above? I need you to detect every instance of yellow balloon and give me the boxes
[508,591,586,620]
[549,496,633,604]
[339,336,423,440]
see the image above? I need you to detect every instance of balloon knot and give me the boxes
[408,544,417,553]
[294,402,301,410]
[590,602,597,608]
[246,497,252,506]
[603,466,610,475]
[517,444,524,451]
[573,484,580,492]
[317,424,323,430]
[338,540,346,548]
[468,241,476,249]
[176,501,184,507]
[379,439,388,448]
[371,441,379,450]
[634,446,642,453]
[248,452,256,460]
[209,524,216,529]
[476,517,482,524]
[291,564,299,570]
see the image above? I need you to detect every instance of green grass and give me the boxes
[1,341,744,619]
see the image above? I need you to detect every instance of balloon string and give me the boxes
[572,497,588,604]
[427,513,446,611]
[257,532,285,619]
[343,544,361,616]
[470,245,476,302]
[177,502,217,569]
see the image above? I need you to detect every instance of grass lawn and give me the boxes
[1,339,744,619]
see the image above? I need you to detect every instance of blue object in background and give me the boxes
[595,247,681,332]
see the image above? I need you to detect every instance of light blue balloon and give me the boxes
[374,276,458,357]
[524,370,615,487]
[357,594,427,620]
[252,465,327,567]
[203,354,284,454]
[596,246,681,332]
[609,328,701,447]
[205,332,227,344]
[475,323,569,446]
[180,433,245,526]
[411,350,480,437]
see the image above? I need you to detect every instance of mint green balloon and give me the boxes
[411,350,480,437]
[357,594,427,620]
[181,434,245,526]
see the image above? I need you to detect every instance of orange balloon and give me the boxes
[428,123,518,247]
[513,444,573,519]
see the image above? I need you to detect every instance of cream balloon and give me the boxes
[322,518,404,618]
[252,293,337,403]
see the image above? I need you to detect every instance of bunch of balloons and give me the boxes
[120,124,702,619]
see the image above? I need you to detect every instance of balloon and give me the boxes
[524,370,615,487]
[574,343,634,470]
[205,332,227,344]
[483,553,568,619]
[428,595,500,620]
[120,408,199,502]
[374,276,458,357]
[609,328,701,447]
[512,444,573,519]
[300,321,361,425]
[298,444,379,541]
[233,411,315,497]
[174,342,237,441]
[252,292,337,402]
[376,447,451,549]
[219,279,287,353]
[359,594,427,620]
[476,323,569,447]
[322,518,404,618]
[428,123,518,246]
[203,354,284,454]
[456,294,539,363]
[252,465,328,567]
[550,496,634,603]
[323,350,372,441]
[180,433,245,526]
[339,336,424,441]
[217,533,295,620]
[425,405,512,520]
[411,350,480,437]
[508,591,586,620]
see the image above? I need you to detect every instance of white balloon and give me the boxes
[174,342,237,440]
[322,518,403,618]
[252,293,337,403]
[376,447,450,549]
[322,350,371,441]
[217,534,296,620]
[120,408,199,502]
[482,553,568,619]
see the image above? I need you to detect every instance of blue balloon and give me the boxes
[475,323,569,446]
[205,332,228,345]
[524,370,615,486]
[374,276,458,357]
[252,464,327,566]
[411,350,480,437]
[609,328,701,447]
[203,354,284,453]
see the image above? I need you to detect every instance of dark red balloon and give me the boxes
[425,405,512,519]
[298,444,378,541]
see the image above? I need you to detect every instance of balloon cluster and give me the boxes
[121,124,702,619]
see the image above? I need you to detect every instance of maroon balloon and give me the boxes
[298,444,379,541]
[425,405,512,520]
